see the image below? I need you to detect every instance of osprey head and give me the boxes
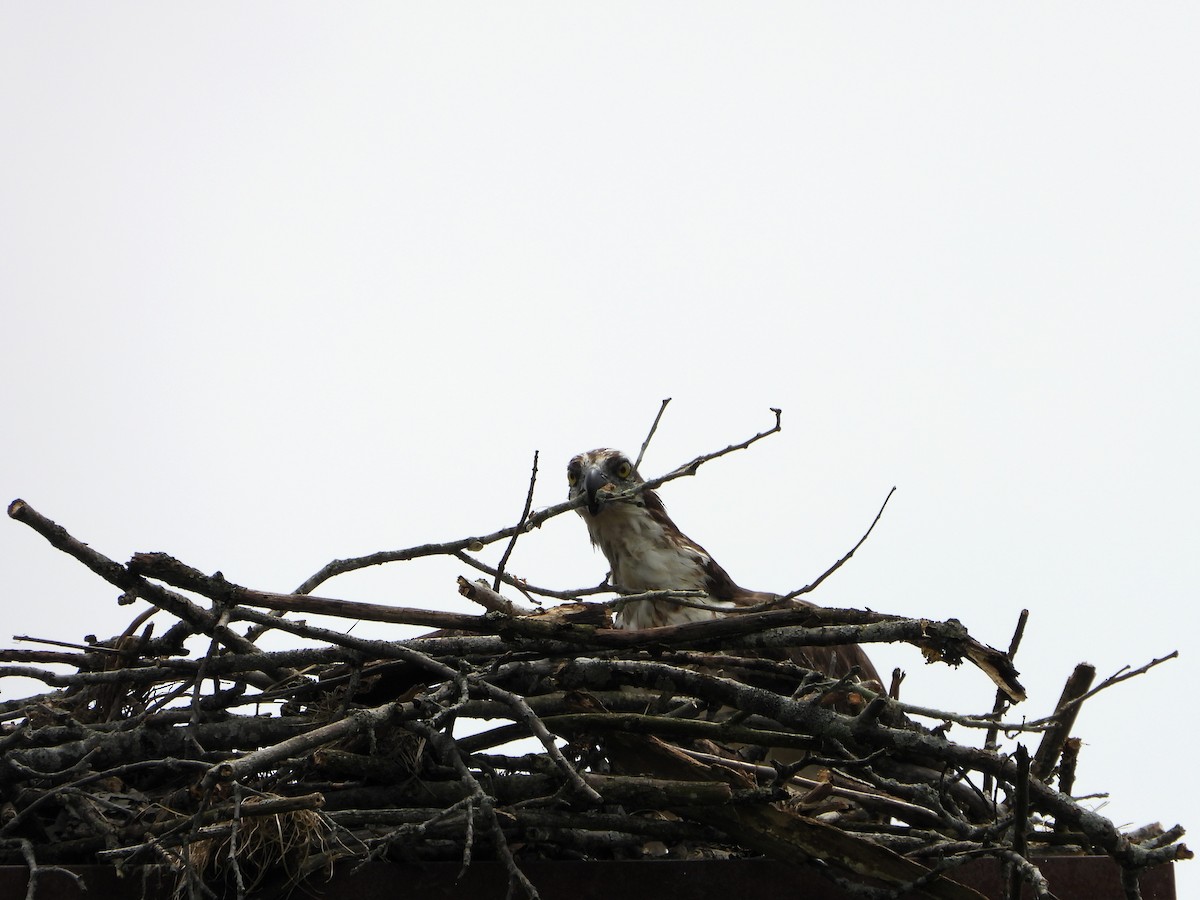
[567,448,643,516]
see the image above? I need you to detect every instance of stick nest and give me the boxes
[1,422,1190,900]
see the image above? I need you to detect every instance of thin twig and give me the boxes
[621,407,783,499]
[983,609,1029,797]
[6,500,284,686]
[1026,652,1179,726]
[452,551,611,599]
[634,397,672,471]
[493,451,539,592]
[227,782,247,900]
[408,721,541,900]
[12,635,125,655]
[0,837,88,900]
[780,486,896,602]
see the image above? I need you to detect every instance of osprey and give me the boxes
[568,447,882,687]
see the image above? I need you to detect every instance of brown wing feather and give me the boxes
[730,591,885,690]
[630,487,882,690]
[782,616,884,690]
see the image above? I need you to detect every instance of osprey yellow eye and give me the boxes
[615,461,632,479]
[567,471,578,486]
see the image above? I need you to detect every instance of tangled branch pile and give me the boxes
[0,427,1189,900]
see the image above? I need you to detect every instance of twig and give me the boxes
[780,486,896,602]
[408,720,541,900]
[0,837,87,900]
[146,792,327,840]
[493,451,539,592]
[12,635,125,654]
[191,606,235,730]
[983,609,1029,797]
[1027,652,1179,725]
[1056,737,1082,828]
[227,782,247,900]
[452,551,611,600]
[200,698,422,792]
[215,599,604,806]
[458,577,537,617]
[1,759,212,839]
[7,501,283,685]
[617,407,783,500]
[130,554,489,631]
[634,397,672,470]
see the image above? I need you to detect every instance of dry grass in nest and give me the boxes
[183,795,338,895]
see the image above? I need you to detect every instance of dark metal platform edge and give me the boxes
[0,856,1176,900]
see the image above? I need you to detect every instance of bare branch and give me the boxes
[1031,664,1096,782]
[983,609,1030,796]
[493,450,539,592]
[457,577,537,617]
[622,406,783,499]
[634,397,672,470]
[452,550,611,600]
[1018,652,1180,733]
[7,501,287,687]
[780,486,896,602]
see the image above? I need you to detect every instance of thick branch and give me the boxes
[1031,663,1095,782]
[8,501,281,683]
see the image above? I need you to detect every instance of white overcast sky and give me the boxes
[2,4,1197,889]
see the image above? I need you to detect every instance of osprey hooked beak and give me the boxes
[583,466,611,516]
[567,449,639,517]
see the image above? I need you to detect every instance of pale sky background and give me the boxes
[2,4,1197,892]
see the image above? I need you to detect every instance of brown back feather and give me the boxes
[641,488,883,689]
